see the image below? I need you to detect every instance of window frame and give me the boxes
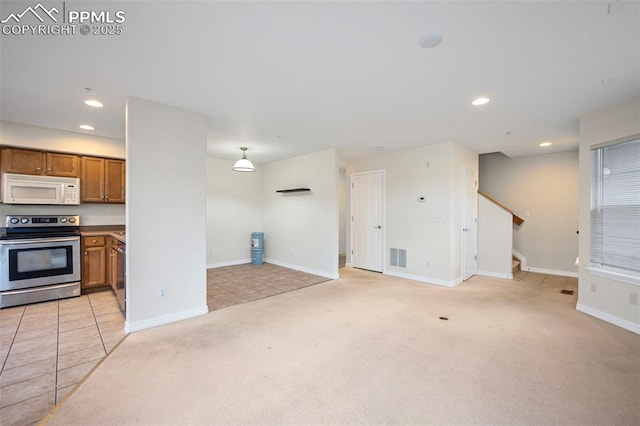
[588,135,640,286]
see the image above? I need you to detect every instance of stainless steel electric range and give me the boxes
[0,215,81,308]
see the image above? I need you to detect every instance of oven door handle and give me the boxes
[0,237,80,245]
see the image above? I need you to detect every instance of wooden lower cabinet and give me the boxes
[82,236,107,289]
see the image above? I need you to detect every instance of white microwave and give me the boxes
[2,173,80,205]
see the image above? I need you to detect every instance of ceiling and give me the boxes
[1,1,638,164]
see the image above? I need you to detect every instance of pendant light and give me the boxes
[232,147,255,172]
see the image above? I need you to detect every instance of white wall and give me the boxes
[0,121,126,225]
[346,141,478,286]
[479,150,579,276]
[126,97,208,332]
[206,157,263,267]
[577,96,640,334]
[477,194,513,278]
[0,121,125,158]
[0,203,125,226]
[262,149,339,279]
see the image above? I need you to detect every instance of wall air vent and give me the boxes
[390,248,407,268]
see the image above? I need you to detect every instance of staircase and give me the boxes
[478,191,524,225]
[512,257,521,274]
[477,191,525,279]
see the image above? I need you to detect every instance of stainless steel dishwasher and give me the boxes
[112,239,126,312]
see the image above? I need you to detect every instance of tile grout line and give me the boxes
[0,306,26,375]
[54,300,60,404]
[87,294,108,355]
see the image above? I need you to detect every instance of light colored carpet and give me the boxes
[44,268,639,425]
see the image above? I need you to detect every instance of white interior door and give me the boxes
[351,171,384,272]
[462,166,478,280]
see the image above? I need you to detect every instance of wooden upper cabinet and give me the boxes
[45,152,80,177]
[81,156,106,202]
[81,156,125,203]
[105,159,125,203]
[1,147,80,177]
[2,147,44,175]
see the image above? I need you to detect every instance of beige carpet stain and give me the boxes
[44,269,640,425]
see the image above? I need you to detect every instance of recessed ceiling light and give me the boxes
[539,141,552,147]
[79,124,95,130]
[472,97,490,106]
[375,146,385,151]
[419,34,443,49]
[84,99,103,108]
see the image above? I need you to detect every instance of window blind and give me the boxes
[590,138,640,275]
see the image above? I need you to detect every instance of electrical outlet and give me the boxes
[160,289,166,299]
[425,261,430,267]
[630,293,638,305]
[590,282,597,293]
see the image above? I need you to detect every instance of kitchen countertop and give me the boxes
[81,229,126,243]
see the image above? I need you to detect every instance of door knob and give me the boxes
[374,225,382,229]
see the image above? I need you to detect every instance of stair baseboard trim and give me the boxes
[207,258,251,269]
[264,258,339,280]
[384,270,462,287]
[525,266,578,278]
[125,305,209,333]
[477,270,513,279]
[576,303,640,335]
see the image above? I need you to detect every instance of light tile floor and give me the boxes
[0,291,126,426]
[207,263,331,312]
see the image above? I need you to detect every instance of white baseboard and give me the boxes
[477,270,513,279]
[264,258,338,280]
[511,250,578,278]
[384,269,461,287]
[125,305,209,333]
[576,303,640,335]
[207,258,251,269]
[525,266,578,278]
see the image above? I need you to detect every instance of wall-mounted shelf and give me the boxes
[276,188,311,193]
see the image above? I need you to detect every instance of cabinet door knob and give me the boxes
[36,167,41,171]
[92,239,97,243]
[84,251,88,255]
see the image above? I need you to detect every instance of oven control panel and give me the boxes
[5,215,80,227]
